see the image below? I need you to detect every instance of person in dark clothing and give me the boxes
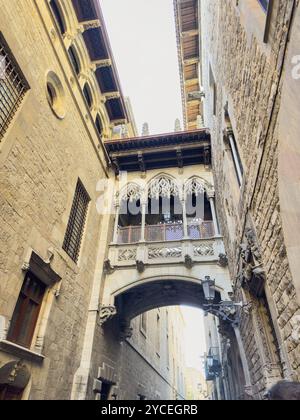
[266,381,300,400]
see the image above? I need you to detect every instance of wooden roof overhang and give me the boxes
[72,0,127,124]
[105,129,211,174]
[174,0,202,130]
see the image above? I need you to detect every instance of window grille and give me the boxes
[0,33,29,140]
[63,180,90,263]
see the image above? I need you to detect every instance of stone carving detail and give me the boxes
[148,247,182,259]
[148,176,180,199]
[99,306,117,326]
[118,248,137,262]
[184,177,206,197]
[218,253,228,267]
[184,255,194,269]
[103,259,114,274]
[83,21,101,31]
[136,260,145,273]
[193,243,214,257]
[238,227,265,296]
[119,183,142,203]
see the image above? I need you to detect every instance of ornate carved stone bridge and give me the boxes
[100,130,234,336]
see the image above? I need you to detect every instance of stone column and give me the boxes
[140,200,147,242]
[182,199,189,239]
[233,326,253,398]
[113,204,120,244]
[207,191,220,236]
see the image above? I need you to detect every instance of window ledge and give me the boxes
[0,340,45,364]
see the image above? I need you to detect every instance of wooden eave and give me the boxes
[174,0,201,131]
[71,0,128,123]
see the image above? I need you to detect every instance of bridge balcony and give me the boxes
[117,221,215,244]
[108,221,224,268]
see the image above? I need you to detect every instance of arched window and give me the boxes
[83,83,93,108]
[95,114,103,137]
[50,0,66,35]
[68,45,81,75]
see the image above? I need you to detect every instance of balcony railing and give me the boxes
[117,221,215,244]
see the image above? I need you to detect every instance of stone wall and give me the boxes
[0,0,108,400]
[201,0,300,397]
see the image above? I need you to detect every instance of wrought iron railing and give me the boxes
[117,221,215,244]
[117,225,142,244]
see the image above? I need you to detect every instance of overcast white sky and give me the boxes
[100,0,183,135]
[100,0,206,371]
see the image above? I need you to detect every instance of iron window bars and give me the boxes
[63,180,90,263]
[0,33,29,140]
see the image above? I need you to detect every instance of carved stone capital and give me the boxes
[206,189,215,199]
[99,305,117,326]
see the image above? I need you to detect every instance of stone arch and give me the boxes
[49,0,68,35]
[147,173,181,200]
[60,0,79,34]
[113,278,223,322]
[74,35,92,76]
[184,176,214,198]
[68,43,82,75]
[117,182,143,204]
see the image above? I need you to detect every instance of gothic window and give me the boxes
[68,45,81,75]
[95,114,103,137]
[83,82,93,108]
[50,0,66,35]
[148,175,180,200]
[63,179,90,263]
[0,33,29,140]
[7,273,46,349]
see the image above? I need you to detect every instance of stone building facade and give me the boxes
[0,0,187,400]
[1,0,300,401]
[199,0,300,399]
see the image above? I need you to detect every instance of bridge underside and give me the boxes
[115,279,222,321]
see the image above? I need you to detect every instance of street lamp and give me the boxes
[202,276,216,301]
[202,276,251,325]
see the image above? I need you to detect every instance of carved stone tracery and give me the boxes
[148,176,180,199]
[148,247,182,259]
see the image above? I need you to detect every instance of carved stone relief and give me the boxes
[193,243,214,257]
[118,248,137,262]
[148,247,182,259]
[99,306,117,326]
